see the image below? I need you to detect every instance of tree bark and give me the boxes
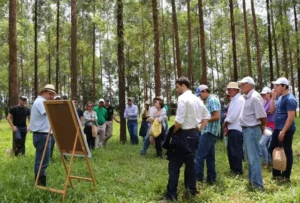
[270,0,280,78]
[187,0,192,81]
[71,0,78,98]
[9,0,18,107]
[48,30,51,84]
[198,0,207,84]
[251,0,262,90]
[293,1,300,116]
[142,5,148,101]
[266,0,274,83]
[92,1,96,103]
[117,0,126,143]
[171,0,182,77]
[229,0,238,81]
[280,2,288,78]
[242,0,252,77]
[56,0,60,93]
[152,0,161,96]
[34,0,38,98]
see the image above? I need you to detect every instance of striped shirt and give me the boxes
[201,94,221,136]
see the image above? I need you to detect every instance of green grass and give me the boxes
[0,118,300,203]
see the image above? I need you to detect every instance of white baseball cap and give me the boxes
[237,76,255,85]
[99,98,105,103]
[261,87,272,94]
[272,77,289,86]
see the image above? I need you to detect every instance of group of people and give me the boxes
[159,76,297,202]
[6,75,297,200]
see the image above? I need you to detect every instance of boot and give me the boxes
[39,176,46,186]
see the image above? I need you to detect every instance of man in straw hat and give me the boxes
[238,76,266,189]
[268,77,297,183]
[29,84,56,186]
[222,82,245,175]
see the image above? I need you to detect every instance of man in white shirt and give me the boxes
[162,77,210,201]
[222,82,245,175]
[238,76,266,189]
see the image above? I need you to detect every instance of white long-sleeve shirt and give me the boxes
[175,90,211,130]
[225,93,245,131]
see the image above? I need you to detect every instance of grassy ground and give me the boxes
[0,117,299,203]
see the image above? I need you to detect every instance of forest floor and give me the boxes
[0,117,299,203]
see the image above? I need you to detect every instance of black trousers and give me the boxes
[84,126,95,150]
[268,127,295,179]
[166,129,198,200]
[227,130,243,174]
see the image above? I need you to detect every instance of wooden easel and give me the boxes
[35,100,96,202]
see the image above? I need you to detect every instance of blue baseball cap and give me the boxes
[195,85,208,96]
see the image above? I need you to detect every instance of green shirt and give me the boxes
[93,106,107,125]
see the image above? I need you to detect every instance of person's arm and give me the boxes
[27,116,30,132]
[269,98,277,114]
[173,121,181,135]
[209,111,220,123]
[260,117,267,133]
[7,113,17,132]
[124,107,128,119]
[173,98,186,134]
[278,111,295,142]
[128,105,138,117]
[208,99,220,123]
[199,119,209,132]
[157,109,166,123]
[112,114,120,123]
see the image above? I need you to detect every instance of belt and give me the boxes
[241,125,260,129]
[32,132,49,135]
[181,128,197,131]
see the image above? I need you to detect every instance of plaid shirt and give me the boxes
[201,95,221,136]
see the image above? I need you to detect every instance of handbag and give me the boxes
[92,124,98,138]
[149,119,162,138]
[272,145,287,171]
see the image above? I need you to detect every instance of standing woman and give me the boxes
[148,98,166,158]
[83,102,98,150]
[259,87,275,168]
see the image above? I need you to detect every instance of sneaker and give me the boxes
[263,163,268,169]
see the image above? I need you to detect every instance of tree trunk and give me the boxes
[187,0,192,81]
[266,0,274,84]
[280,2,288,79]
[171,0,182,77]
[251,0,262,90]
[293,1,300,116]
[152,0,161,96]
[9,0,18,107]
[34,0,38,98]
[229,0,238,81]
[117,0,126,143]
[172,32,177,80]
[142,5,148,101]
[198,0,207,84]
[242,0,252,77]
[99,36,103,98]
[92,1,96,103]
[48,30,51,84]
[71,0,78,98]
[270,0,280,78]
[56,0,60,93]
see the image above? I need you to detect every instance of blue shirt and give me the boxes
[124,104,139,120]
[29,96,50,133]
[274,93,297,130]
[201,95,221,136]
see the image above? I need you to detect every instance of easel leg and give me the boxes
[60,153,74,189]
[62,127,80,202]
[35,132,51,186]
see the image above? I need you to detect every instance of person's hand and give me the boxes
[223,127,228,136]
[12,126,18,132]
[278,131,285,142]
[26,126,30,132]
[261,125,266,134]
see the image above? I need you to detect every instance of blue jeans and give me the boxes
[268,127,295,179]
[242,126,264,188]
[13,127,28,156]
[127,120,138,144]
[141,123,151,155]
[33,133,52,177]
[259,128,272,164]
[195,132,217,182]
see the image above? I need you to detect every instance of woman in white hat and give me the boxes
[259,87,275,169]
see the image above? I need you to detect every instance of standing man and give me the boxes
[195,84,221,184]
[269,77,297,182]
[7,96,30,156]
[238,76,266,189]
[162,77,210,201]
[72,97,83,124]
[94,98,107,148]
[124,97,139,144]
[222,82,245,175]
[103,99,120,146]
[30,84,56,186]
